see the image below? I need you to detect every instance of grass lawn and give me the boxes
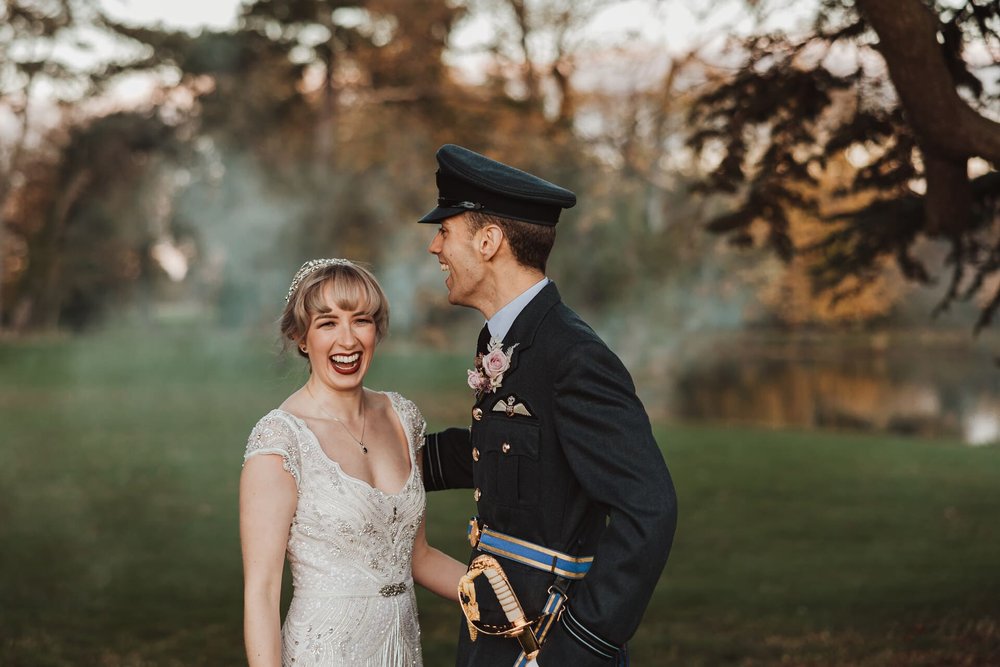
[1,329,998,666]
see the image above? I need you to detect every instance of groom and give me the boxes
[419,144,677,667]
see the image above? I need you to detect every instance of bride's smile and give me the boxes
[329,351,362,374]
[303,283,378,388]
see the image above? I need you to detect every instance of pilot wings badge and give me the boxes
[492,395,533,418]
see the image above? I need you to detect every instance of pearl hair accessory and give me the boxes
[285,258,353,302]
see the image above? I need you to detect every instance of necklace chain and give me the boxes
[306,385,368,454]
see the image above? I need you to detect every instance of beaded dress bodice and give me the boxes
[244,392,426,666]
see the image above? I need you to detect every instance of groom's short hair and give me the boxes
[464,210,556,273]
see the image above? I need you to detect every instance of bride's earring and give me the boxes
[300,345,307,353]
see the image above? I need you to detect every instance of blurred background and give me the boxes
[1,0,998,665]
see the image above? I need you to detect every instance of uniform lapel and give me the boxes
[499,281,561,378]
[472,282,561,408]
[476,323,491,356]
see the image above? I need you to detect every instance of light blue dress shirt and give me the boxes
[486,277,550,342]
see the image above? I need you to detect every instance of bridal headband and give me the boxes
[285,258,354,302]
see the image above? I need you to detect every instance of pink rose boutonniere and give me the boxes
[468,338,519,399]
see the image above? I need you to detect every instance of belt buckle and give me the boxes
[468,518,482,548]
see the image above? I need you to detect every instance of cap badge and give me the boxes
[437,197,485,211]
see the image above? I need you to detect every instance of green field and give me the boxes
[2,330,998,666]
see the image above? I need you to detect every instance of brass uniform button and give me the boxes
[501,442,511,454]
[473,488,482,501]
[472,447,480,462]
[472,408,483,421]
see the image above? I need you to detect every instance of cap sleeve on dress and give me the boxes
[244,411,302,487]
[389,392,426,454]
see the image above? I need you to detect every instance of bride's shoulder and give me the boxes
[381,390,417,412]
[247,409,303,446]
[380,391,425,428]
[244,409,305,485]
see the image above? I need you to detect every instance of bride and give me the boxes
[240,259,466,666]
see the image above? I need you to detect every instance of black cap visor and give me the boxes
[418,205,470,224]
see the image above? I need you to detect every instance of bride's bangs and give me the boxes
[305,271,375,317]
[297,264,389,340]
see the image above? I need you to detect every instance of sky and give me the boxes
[4,0,822,153]
[100,0,244,31]
[97,0,820,62]
[97,0,695,39]
[89,0,820,101]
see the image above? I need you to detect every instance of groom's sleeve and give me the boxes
[538,340,677,666]
[422,427,474,490]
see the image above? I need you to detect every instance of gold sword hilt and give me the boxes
[457,554,540,659]
[482,561,540,657]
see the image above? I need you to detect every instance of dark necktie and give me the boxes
[476,323,491,356]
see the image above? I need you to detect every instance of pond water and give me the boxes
[635,331,1000,445]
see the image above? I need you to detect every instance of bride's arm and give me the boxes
[412,515,466,601]
[412,452,466,600]
[240,455,298,667]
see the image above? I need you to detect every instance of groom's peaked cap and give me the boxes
[417,144,576,226]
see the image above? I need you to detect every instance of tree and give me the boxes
[1,0,201,330]
[1,0,79,328]
[460,0,614,127]
[688,0,1000,330]
[9,111,187,330]
[100,0,478,325]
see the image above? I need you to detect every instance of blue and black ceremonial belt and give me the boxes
[467,518,628,666]
[467,518,593,579]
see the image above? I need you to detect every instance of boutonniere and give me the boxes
[467,338,519,399]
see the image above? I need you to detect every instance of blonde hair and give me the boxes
[280,261,390,358]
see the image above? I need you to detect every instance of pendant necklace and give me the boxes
[307,385,368,454]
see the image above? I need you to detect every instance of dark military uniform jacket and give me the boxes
[423,282,678,667]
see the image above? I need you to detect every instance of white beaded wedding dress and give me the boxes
[244,392,426,666]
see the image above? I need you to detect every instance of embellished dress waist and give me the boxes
[293,576,414,599]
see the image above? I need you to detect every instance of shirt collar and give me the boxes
[486,277,550,342]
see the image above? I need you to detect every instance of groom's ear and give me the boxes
[477,223,505,261]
